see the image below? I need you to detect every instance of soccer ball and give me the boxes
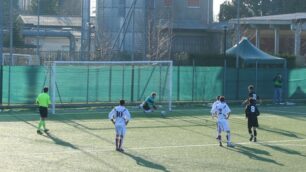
[160,111,166,116]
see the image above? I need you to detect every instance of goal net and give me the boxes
[46,61,173,114]
[2,53,40,65]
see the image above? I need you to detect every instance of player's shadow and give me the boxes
[260,143,306,157]
[122,152,170,172]
[56,116,114,145]
[227,144,284,166]
[44,132,78,150]
[44,133,123,171]
[259,125,302,139]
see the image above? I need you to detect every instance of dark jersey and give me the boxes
[245,104,260,119]
[248,91,260,104]
[248,91,259,100]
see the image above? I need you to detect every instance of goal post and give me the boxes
[48,61,173,114]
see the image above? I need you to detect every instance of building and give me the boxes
[17,15,82,52]
[229,13,306,65]
[96,0,223,60]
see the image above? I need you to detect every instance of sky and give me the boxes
[213,0,227,21]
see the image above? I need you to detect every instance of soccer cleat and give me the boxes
[119,148,124,152]
[254,137,257,142]
[227,143,235,147]
[116,148,120,151]
[44,129,49,133]
[37,130,43,135]
[219,142,223,147]
[249,135,254,141]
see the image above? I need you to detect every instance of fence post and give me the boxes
[177,61,180,101]
[192,59,195,101]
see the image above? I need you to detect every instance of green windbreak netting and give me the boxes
[225,68,284,100]
[2,66,46,104]
[51,63,171,105]
[288,68,306,99]
[172,66,223,101]
[1,66,306,105]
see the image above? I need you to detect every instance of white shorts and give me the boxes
[217,119,230,132]
[115,124,126,136]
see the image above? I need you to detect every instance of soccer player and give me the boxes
[242,85,260,105]
[211,96,220,138]
[36,87,51,135]
[212,96,234,147]
[140,92,157,113]
[210,96,220,117]
[109,99,131,152]
[245,98,260,142]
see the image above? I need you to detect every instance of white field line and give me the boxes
[0,115,277,125]
[1,138,306,157]
[264,109,306,115]
[0,106,298,118]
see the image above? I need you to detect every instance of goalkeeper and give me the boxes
[140,92,157,113]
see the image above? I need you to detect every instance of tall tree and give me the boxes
[31,0,59,15]
[2,0,23,47]
[219,0,306,21]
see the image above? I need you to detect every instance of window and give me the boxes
[164,0,172,6]
[187,0,200,8]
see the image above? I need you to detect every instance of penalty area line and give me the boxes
[1,138,306,156]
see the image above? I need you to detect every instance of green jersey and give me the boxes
[36,93,51,108]
[145,96,155,106]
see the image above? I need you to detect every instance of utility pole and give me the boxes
[80,0,90,60]
[36,0,40,59]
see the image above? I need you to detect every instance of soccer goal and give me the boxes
[2,53,40,65]
[46,61,173,114]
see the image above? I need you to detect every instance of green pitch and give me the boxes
[1,105,306,172]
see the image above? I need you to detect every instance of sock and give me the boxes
[248,127,252,135]
[115,138,119,149]
[37,120,43,130]
[226,132,231,143]
[119,136,123,149]
[42,120,46,129]
[217,135,221,142]
[254,129,257,137]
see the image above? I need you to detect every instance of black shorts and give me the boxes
[248,118,259,128]
[142,102,150,110]
[39,106,48,118]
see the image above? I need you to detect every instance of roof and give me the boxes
[169,20,228,31]
[18,15,82,27]
[226,37,286,64]
[229,12,306,25]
